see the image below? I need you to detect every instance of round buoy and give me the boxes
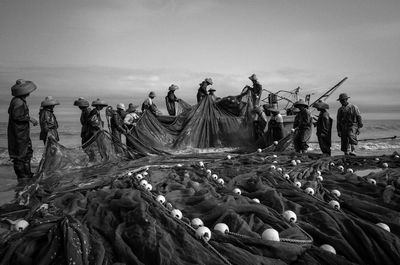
[233,188,241,195]
[347,168,353,174]
[143,171,149,176]
[272,161,278,164]
[261,228,280,241]
[252,198,260,203]
[294,181,302,188]
[316,170,321,176]
[395,155,399,159]
[199,161,204,167]
[156,195,166,204]
[145,183,152,191]
[140,179,148,187]
[368,178,377,185]
[211,174,218,181]
[176,164,183,167]
[305,187,315,196]
[376,222,390,232]
[283,174,290,180]
[329,200,340,210]
[191,218,204,228]
[127,172,133,176]
[136,174,143,180]
[196,226,212,242]
[214,223,229,233]
[283,210,297,223]
[317,175,323,181]
[270,165,276,170]
[337,165,344,172]
[171,209,183,219]
[227,155,232,160]
[375,157,380,161]
[277,168,283,172]
[273,141,279,145]
[331,189,341,197]
[296,160,301,164]
[382,163,389,168]
[217,178,224,185]
[320,244,336,254]
[330,162,335,167]
[206,169,212,175]
[291,160,297,166]
[14,220,29,232]
[272,154,278,158]
[257,148,262,153]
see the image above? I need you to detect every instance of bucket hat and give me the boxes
[337,93,350,101]
[92,98,108,107]
[293,99,308,107]
[149,91,156,97]
[169,84,179,91]
[248,74,258,81]
[117,103,126,110]
[41,96,60,107]
[205,78,213,85]
[11,79,37,97]
[208,88,216,92]
[74,97,89,107]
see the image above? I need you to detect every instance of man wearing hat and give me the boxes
[110,103,128,154]
[142,91,160,116]
[39,96,60,144]
[165,84,180,116]
[8,79,38,185]
[74,97,92,145]
[88,98,108,137]
[337,93,363,156]
[265,106,284,146]
[292,99,313,153]
[208,88,217,101]
[312,101,332,156]
[196,78,213,103]
[124,103,140,129]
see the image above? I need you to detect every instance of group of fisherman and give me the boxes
[7,76,363,186]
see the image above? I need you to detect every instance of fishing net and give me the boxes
[1,144,400,265]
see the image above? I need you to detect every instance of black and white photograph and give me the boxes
[1,0,400,264]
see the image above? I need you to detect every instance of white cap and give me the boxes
[117,103,126,110]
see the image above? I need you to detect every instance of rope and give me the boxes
[203,238,233,265]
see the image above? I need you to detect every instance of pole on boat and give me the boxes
[310,77,348,106]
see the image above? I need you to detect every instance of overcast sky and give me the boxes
[1,0,400,121]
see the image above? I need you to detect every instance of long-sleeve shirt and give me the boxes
[294,109,312,131]
[166,91,178,115]
[39,108,59,142]
[142,98,159,116]
[337,103,363,133]
[87,108,103,134]
[111,110,126,134]
[80,107,91,141]
[316,110,332,137]
[196,83,209,103]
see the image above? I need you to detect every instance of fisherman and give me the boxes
[110,103,128,153]
[208,88,217,101]
[86,99,108,161]
[292,99,312,153]
[142,91,160,116]
[196,78,213,103]
[165,84,180,116]
[39,96,60,144]
[73,97,92,145]
[337,93,363,156]
[8,79,38,186]
[312,101,332,156]
[240,74,262,107]
[124,103,141,130]
[265,106,284,146]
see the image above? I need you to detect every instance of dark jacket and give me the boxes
[80,107,92,143]
[142,98,159,116]
[111,110,126,135]
[8,97,33,161]
[293,108,313,152]
[87,108,104,137]
[39,108,59,142]
[337,103,363,133]
[266,113,284,143]
[250,81,262,106]
[316,110,332,154]
[196,82,209,103]
[166,91,178,116]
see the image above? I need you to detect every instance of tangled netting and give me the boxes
[1,144,400,265]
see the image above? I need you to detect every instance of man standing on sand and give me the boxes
[337,93,363,156]
[312,101,332,156]
[8,79,38,186]
[292,99,313,153]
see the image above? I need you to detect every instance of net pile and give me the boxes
[1,142,400,264]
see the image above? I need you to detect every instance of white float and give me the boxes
[261,228,280,241]
[329,200,340,210]
[320,244,336,254]
[156,195,166,204]
[233,188,241,195]
[135,174,143,180]
[252,198,260,203]
[196,226,212,242]
[294,181,302,188]
[214,223,229,233]
[305,187,315,196]
[191,218,204,228]
[14,220,29,232]
[331,189,341,197]
[283,210,297,223]
[171,209,183,219]
[217,178,224,185]
[376,222,390,232]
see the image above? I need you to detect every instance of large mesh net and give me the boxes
[1,94,400,265]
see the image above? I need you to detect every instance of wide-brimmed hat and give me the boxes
[149,91,156,97]
[127,103,139,112]
[293,99,308,107]
[337,93,350,101]
[169,84,179,91]
[208,88,216,92]
[11,79,37,97]
[205,78,213,85]
[92,98,108,107]
[74,97,89,107]
[313,101,329,110]
[248,74,258,81]
[117,103,125,110]
[41,96,60,107]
